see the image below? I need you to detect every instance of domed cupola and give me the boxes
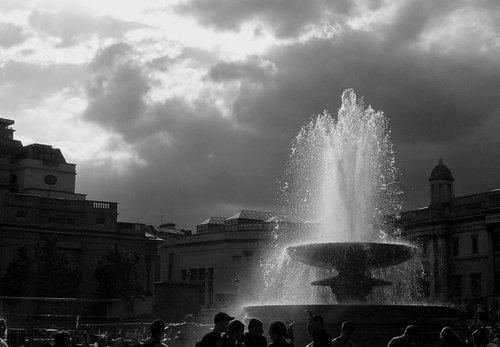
[429,158,454,207]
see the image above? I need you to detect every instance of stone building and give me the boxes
[0,118,162,301]
[157,209,289,319]
[401,159,500,303]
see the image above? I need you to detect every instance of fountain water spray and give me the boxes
[248,90,459,347]
[261,89,412,304]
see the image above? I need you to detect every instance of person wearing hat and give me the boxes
[141,320,167,347]
[331,321,355,347]
[387,325,418,347]
[199,312,234,347]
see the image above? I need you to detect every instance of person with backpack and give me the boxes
[141,320,168,347]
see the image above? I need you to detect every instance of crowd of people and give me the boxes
[3,309,500,347]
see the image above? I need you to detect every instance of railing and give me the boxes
[453,193,486,207]
[93,201,110,209]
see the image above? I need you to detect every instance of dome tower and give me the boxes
[429,158,454,207]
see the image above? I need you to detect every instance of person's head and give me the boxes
[227,320,245,341]
[472,329,487,347]
[54,331,71,347]
[248,319,264,337]
[307,315,324,335]
[403,325,418,343]
[151,320,166,339]
[0,319,7,339]
[268,321,287,342]
[214,312,235,331]
[440,327,462,347]
[340,321,354,339]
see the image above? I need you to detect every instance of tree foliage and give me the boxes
[0,236,81,298]
[93,247,143,300]
[0,247,33,296]
[33,236,81,297]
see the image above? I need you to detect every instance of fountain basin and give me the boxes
[286,242,417,269]
[286,242,418,301]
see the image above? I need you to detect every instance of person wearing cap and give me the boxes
[199,312,234,347]
[242,318,267,347]
[141,320,168,347]
[305,314,331,347]
[387,325,418,347]
[331,321,355,347]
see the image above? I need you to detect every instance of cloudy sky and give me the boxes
[1,0,499,229]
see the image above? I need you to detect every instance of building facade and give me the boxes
[0,118,161,300]
[158,210,289,314]
[401,159,500,303]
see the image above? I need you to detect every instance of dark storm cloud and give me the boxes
[29,9,145,47]
[80,43,285,227]
[0,61,84,114]
[213,31,500,209]
[0,23,28,48]
[225,32,500,144]
[80,1,500,227]
[83,43,151,140]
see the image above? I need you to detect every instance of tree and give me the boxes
[32,236,82,297]
[0,247,33,296]
[93,247,144,317]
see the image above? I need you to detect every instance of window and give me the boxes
[452,237,459,256]
[451,275,462,298]
[168,253,174,281]
[17,210,27,219]
[422,241,428,258]
[96,217,105,225]
[198,268,206,304]
[471,235,478,254]
[470,273,482,297]
[189,268,197,282]
[494,272,500,293]
[48,216,75,224]
[208,268,214,306]
[181,270,187,282]
[494,230,500,252]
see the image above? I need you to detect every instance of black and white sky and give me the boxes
[1,0,499,229]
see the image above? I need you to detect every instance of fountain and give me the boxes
[244,90,459,347]
[286,242,416,301]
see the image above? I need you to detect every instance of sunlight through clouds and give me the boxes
[1,0,500,227]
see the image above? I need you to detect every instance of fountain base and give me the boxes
[245,304,460,347]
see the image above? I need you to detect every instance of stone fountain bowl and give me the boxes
[286,242,417,270]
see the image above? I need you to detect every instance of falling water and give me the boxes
[259,89,419,304]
